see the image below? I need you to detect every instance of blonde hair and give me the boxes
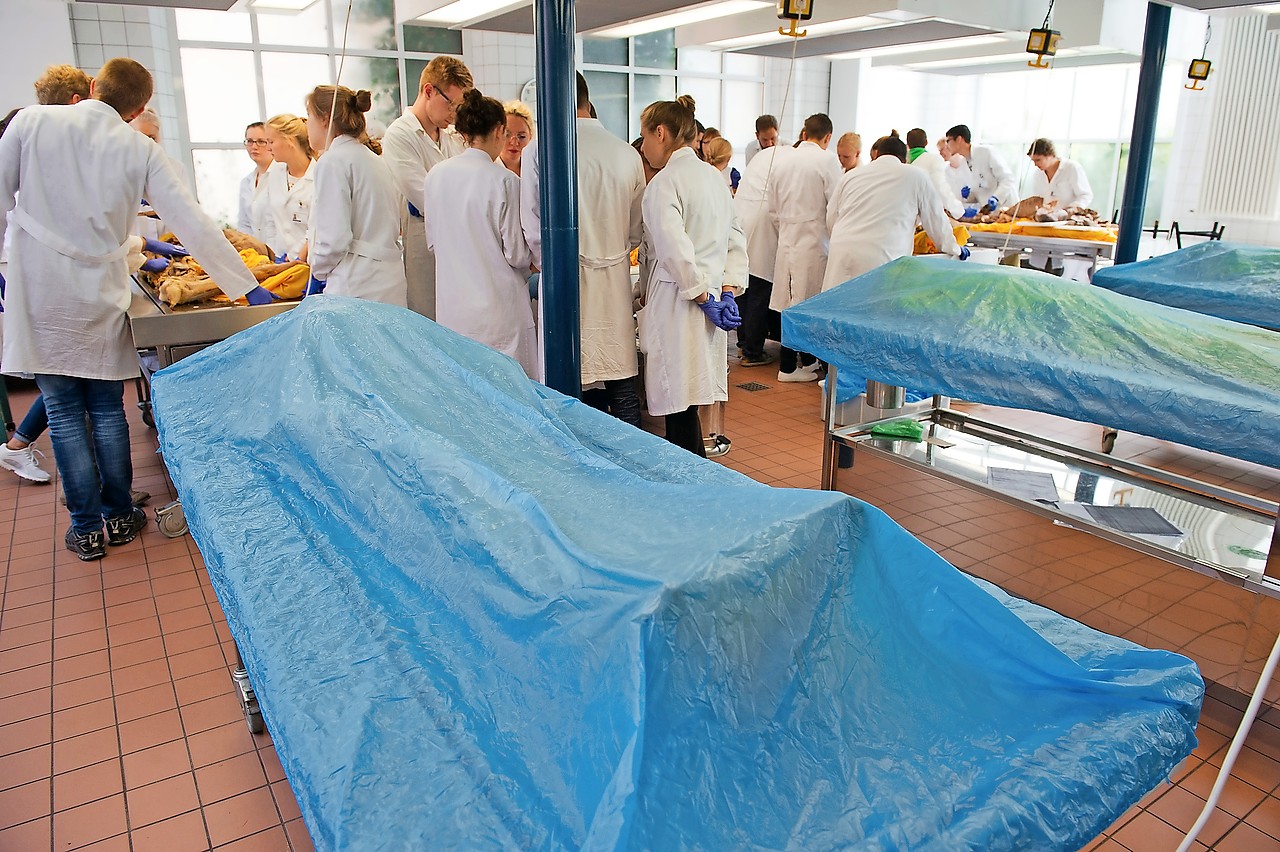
[641,99,697,145]
[306,86,380,154]
[675,94,696,115]
[267,113,316,160]
[421,56,473,92]
[503,100,535,138]
[93,58,152,117]
[703,137,732,168]
[837,132,861,150]
[34,64,90,106]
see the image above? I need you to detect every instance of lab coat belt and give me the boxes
[578,250,630,270]
[9,207,135,265]
[778,214,821,225]
[348,239,400,264]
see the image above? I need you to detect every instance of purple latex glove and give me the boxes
[719,291,741,325]
[698,295,741,331]
[141,258,169,274]
[304,276,326,297]
[142,238,190,259]
[245,286,277,306]
[959,246,971,260]
[962,206,979,219]
[987,196,999,213]
[960,185,971,199]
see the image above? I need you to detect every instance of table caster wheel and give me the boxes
[155,501,188,538]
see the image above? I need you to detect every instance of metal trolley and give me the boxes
[127,280,295,735]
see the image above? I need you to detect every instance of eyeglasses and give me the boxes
[244,139,270,147]
[434,87,455,108]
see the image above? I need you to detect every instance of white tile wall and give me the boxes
[463,30,537,105]
[764,56,831,142]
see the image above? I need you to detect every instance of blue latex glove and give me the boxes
[407,200,422,219]
[719,291,741,324]
[0,269,6,297]
[527,272,540,301]
[960,185,971,199]
[959,246,971,261]
[962,206,979,219]
[698,295,741,331]
[305,275,326,297]
[141,258,169,274]
[987,196,999,213]
[245,286,277,306]
[142,238,190,259]
[274,252,288,263]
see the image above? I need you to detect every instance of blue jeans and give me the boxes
[35,375,133,534]
[14,393,48,444]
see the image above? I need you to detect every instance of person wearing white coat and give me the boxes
[946,124,1018,216]
[236,121,281,253]
[1027,137,1095,274]
[907,128,966,219]
[0,59,272,560]
[733,143,788,366]
[424,90,537,377]
[263,113,316,260]
[381,56,472,319]
[767,113,841,380]
[638,99,747,457]
[303,86,407,307]
[823,134,966,292]
[520,72,644,425]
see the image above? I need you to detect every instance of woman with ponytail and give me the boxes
[422,89,536,377]
[636,98,747,457]
[303,85,407,306]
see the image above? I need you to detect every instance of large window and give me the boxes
[174,2,459,227]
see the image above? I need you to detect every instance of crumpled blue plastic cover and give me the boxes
[154,298,1202,852]
[1092,242,1280,329]
[783,256,1280,468]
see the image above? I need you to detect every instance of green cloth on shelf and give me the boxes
[870,419,924,441]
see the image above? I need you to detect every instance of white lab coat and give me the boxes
[381,110,465,319]
[520,118,645,384]
[767,141,841,311]
[1028,157,1094,209]
[638,147,747,418]
[264,159,315,260]
[744,138,760,165]
[733,145,787,282]
[963,143,1018,210]
[424,148,536,377]
[238,165,281,254]
[307,135,407,307]
[910,149,966,218]
[0,101,257,381]
[823,155,961,291]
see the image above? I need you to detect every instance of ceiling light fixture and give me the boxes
[591,1,771,39]
[416,0,526,26]
[1185,19,1212,91]
[1026,0,1061,69]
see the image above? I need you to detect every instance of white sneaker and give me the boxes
[0,443,52,483]
[778,368,819,383]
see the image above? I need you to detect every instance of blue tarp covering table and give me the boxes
[1091,242,1280,329]
[783,256,1280,468]
[153,298,1201,851]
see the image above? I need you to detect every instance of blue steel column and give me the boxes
[534,0,581,396]
[1115,1,1171,265]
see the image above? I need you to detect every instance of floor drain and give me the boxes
[737,382,770,392]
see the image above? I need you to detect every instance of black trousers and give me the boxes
[664,406,706,457]
[779,347,817,374]
[581,377,642,428]
[739,274,774,358]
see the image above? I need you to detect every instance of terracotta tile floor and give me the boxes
[0,345,1278,850]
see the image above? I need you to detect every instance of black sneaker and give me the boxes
[105,507,147,546]
[65,528,106,561]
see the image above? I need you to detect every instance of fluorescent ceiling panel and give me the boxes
[591,1,771,38]
[739,20,997,59]
[827,33,1010,61]
[417,0,524,25]
[86,0,238,8]
[479,0,694,34]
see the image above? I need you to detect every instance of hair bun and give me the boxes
[355,89,372,112]
[890,129,899,137]
[675,94,696,114]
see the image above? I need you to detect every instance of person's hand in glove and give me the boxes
[698,294,741,331]
[142,238,190,258]
[305,275,326,297]
[986,196,999,213]
[959,246,971,260]
[960,185,971,199]
[718,290,741,324]
[962,206,979,219]
[141,258,169,274]
[245,286,277,306]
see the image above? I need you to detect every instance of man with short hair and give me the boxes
[744,114,779,165]
[520,73,645,426]
[33,64,90,107]
[945,123,1017,217]
[767,113,841,382]
[381,56,474,319]
[0,58,271,561]
[908,127,966,218]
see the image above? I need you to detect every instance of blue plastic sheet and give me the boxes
[783,256,1280,468]
[154,298,1202,851]
[1092,242,1280,329]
